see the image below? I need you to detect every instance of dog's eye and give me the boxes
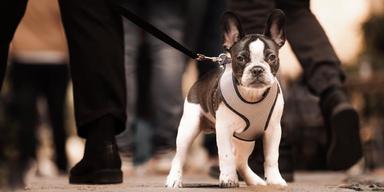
[268,54,276,62]
[237,55,245,62]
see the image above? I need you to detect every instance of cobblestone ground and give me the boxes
[15,172,384,192]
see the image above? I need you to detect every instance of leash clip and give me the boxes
[196,53,231,66]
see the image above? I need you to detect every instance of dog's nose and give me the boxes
[250,66,264,76]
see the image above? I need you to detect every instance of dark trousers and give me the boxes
[185,0,226,78]
[9,62,69,171]
[119,0,185,151]
[1,0,126,138]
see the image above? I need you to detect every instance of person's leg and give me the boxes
[59,0,126,136]
[184,0,227,88]
[276,0,343,95]
[59,0,126,184]
[227,0,275,34]
[276,0,362,170]
[44,64,69,173]
[7,62,40,187]
[147,0,185,153]
[192,0,226,78]
[0,0,28,90]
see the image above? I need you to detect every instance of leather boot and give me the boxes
[320,87,363,170]
[69,115,123,184]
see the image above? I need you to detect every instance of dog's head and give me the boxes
[222,9,286,89]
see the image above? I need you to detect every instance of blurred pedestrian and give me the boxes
[118,0,186,173]
[1,0,127,187]
[7,0,69,180]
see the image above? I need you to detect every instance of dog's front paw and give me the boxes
[219,172,239,188]
[165,172,182,188]
[265,167,287,186]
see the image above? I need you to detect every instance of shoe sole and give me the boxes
[327,103,363,170]
[69,169,123,184]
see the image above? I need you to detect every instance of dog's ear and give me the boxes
[222,12,244,51]
[263,9,286,48]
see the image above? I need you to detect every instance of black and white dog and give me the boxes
[166,10,287,188]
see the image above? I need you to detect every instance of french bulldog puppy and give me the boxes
[166,10,287,188]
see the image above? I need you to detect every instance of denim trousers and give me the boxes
[117,0,185,152]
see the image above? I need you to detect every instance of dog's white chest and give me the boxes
[219,64,280,141]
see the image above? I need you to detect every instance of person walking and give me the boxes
[2,0,127,186]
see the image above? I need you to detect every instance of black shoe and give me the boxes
[69,116,123,184]
[69,158,122,184]
[320,88,363,170]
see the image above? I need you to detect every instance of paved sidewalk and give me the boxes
[17,172,384,192]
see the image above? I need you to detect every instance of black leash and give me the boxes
[115,5,225,63]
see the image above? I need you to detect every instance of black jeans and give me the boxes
[1,0,126,138]
[185,0,227,78]
[228,0,345,95]
[119,0,185,151]
[9,62,69,171]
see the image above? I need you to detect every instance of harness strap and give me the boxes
[219,64,280,141]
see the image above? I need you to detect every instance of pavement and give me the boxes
[15,171,384,192]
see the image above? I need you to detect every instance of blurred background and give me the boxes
[1,0,384,188]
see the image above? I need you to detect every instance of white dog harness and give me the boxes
[219,63,280,141]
